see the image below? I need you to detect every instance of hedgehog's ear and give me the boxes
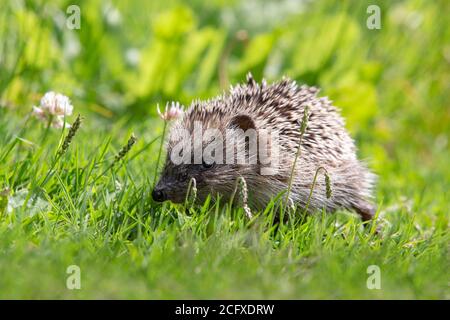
[228,114,256,131]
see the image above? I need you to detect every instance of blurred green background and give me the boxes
[0,0,449,299]
[1,0,449,173]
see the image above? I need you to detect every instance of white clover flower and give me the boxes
[32,106,47,121]
[39,91,73,116]
[51,116,67,129]
[32,91,73,128]
[157,101,184,121]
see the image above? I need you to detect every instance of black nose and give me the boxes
[152,189,167,202]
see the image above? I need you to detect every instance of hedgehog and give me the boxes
[152,74,376,222]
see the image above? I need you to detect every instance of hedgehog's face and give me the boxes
[152,161,243,204]
[152,114,263,204]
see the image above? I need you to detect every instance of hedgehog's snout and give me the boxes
[152,188,167,202]
[152,176,169,202]
[152,172,187,203]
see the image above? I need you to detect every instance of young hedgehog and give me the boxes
[153,74,377,221]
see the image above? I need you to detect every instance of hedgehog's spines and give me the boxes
[164,76,376,220]
[246,72,256,87]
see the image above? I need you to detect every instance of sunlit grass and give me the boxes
[0,109,448,299]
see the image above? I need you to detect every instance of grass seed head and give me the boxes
[115,133,138,162]
[238,177,253,219]
[58,114,82,156]
[298,105,309,135]
[325,172,332,199]
[185,177,197,207]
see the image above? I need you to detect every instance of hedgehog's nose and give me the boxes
[152,189,167,202]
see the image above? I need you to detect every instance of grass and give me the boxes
[0,108,447,299]
[0,0,449,299]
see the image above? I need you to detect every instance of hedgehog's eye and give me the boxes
[202,159,214,169]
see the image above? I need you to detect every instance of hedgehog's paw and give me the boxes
[353,200,377,222]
